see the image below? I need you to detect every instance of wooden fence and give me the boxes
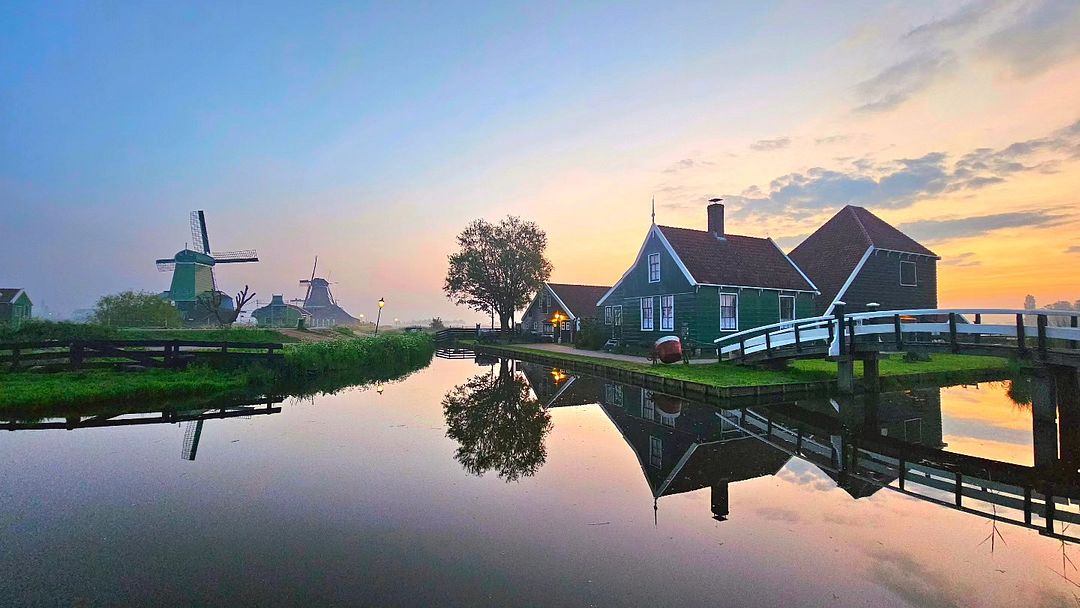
[0,339,284,372]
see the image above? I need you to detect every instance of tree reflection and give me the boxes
[442,359,553,482]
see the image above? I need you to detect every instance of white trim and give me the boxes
[0,288,27,305]
[613,305,623,326]
[778,293,796,327]
[647,252,661,283]
[875,247,940,260]
[899,260,917,287]
[640,297,655,331]
[545,283,576,319]
[660,294,675,331]
[698,283,819,294]
[604,306,613,325]
[824,245,874,317]
[596,225,697,307]
[769,237,820,294]
[719,292,739,332]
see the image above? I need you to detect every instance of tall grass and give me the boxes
[282,332,435,376]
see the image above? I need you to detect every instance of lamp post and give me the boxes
[374,297,385,336]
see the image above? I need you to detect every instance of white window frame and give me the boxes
[604,306,613,325]
[778,294,795,328]
[640,297,655,331]
[613,305,623,326]
[647,253,661,283]
[720,292,739,331]
[649,436,662,468]
[900,260,917,287]
[660,295,675,331]
[642,389,655,420]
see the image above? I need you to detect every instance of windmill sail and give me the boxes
[190,210,211,254]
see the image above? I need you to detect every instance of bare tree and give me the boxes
[195,285,256,327]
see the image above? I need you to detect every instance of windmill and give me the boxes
[155,210,259,321]
[297,256,358,327]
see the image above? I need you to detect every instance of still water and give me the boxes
[3,356,1080,606]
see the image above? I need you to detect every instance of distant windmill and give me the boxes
[155,211,259,321]
[297,256,358,327]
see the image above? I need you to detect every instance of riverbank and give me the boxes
[0,333,435,411]
[475,342,1011,398]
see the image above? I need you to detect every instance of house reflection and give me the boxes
[513,362,1080,542]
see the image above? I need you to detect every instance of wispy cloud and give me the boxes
[1067,245,1080,255]
[899,210,1069,242]
[723,119,1080,221]
[815,134,851,145]
[663,158,714,173]
[941,251,981,267]
[750,137,791,151]
[903,1,1004,43]
[854,51,956,113]
[982,0,1080,77]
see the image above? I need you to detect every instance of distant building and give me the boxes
[596,202,818,346]
[0,288,33,327]
[520,283,610,343]
[789,205,939,316]
[251,295,310,328]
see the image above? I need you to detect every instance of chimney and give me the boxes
[707,199,725,238]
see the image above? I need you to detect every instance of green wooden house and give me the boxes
[0,288,33,327]
[596,203,818,347]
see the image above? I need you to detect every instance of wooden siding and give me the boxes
[832,250,937,314]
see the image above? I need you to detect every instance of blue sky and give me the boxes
[3,1,1079,319]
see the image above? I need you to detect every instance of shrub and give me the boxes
[0,320,119,343]
[573,319,608,350]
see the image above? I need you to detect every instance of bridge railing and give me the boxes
[716,307,1080,362]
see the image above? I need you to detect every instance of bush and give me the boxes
[430,317,446,331]
[573,318,608,350]
[0,320,119,343]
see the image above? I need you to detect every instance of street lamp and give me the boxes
[374,297,385,336]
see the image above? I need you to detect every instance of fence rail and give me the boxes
[0,339,284,371]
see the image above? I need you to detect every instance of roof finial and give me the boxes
[651,196,656,225]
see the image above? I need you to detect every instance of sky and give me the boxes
[2,0,1079,322]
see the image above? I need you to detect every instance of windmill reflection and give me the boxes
[442,359,553,482]
[1,396,282,461]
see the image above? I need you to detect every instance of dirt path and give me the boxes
[276,329,339,343]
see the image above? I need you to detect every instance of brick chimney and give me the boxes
[707,200,725,238]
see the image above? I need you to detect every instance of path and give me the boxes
[525,343,717,365]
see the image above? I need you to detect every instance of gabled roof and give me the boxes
[546,283,610,318]
[656,226,817,292]
[0,288,28,304]
[788,206,938,311]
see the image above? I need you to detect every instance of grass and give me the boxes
[478,343,1009,387]
[0,320,299,344]
[0,333,435,410]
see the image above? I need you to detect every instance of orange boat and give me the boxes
[653,336,683,364]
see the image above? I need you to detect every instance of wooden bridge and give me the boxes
[0,339,285,372]
[715,306,1080,392]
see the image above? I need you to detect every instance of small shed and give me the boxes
[251,295,310,328]
[0,288,32,327]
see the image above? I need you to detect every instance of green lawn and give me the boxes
[119,327,300,343]
[481,343,1009,387]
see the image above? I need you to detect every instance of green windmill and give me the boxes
[155,210,259,322]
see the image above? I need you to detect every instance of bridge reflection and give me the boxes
[517,361,1080,542]
[1,396,283,461]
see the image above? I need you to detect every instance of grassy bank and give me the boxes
[0,320,299,344]
[477,343,1009,388]
[0,333,435,410]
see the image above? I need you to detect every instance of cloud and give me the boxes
[903,0,1005,43]
[982,0,1080,77]
[663,158,714,173]
[724,118,1080,222]
[750,137,791,151]
[754,507,801,523]
[898,210,1069,242]
[940,251,981,267]
[854,51,956,113]
[816,135,851,145]
[1067,246,1080,254]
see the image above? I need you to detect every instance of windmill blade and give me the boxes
[305,255,318,303]
[155,258,176,271]
[189,211,210,254]
[212,250,259,263]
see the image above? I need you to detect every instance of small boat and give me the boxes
[653,335,683,364]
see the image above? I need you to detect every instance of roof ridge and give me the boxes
[657,225,769,242]
[845,205,873,246]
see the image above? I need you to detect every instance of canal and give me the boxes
[2,355,1079,606]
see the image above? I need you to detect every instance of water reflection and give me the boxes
[503,361,1080,543]
[442,359,553,482]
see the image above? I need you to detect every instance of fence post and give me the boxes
[948,312,958,353]
[893,314,903,350]
[847,318,856,353]
[1037,314,1048,358]
[793,323,802,353]
[764,330,772,358]
[1072,315,1078,351]
[10,347,19,372]
[974,313,982,344]
[70,341,83,371]
[1016,313,1027,355]
[834,302,847,357]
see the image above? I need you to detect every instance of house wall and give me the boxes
[597,230,816,346]
[837,250,938,314]
[0,294,32,326]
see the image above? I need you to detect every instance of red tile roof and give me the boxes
[656,226,816,291]
[788,205,937,308]
[548,283,611,318]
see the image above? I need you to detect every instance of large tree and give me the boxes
[444,216,552,332]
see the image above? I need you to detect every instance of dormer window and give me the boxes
[647,253,660,283]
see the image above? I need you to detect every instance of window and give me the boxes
[779,295,795,327]
[720,293,738,331]
[604,306,613,325]
[642,390,655,420]
[640,297,654,331]
[649,436,663,468]
[647,253,660,283]
[541,292,550,312]
[613,305,623,326]
[561,320,570,331]
[900,261,917,286]
[613,384,624,406]
[660,295,675,331]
